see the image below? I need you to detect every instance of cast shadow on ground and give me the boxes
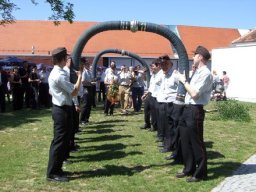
[207,161,242,180]
[207,150,225,160]
[82,134,134,143]
[92,119,129,124]
[83,124,118,130]
[0,108,50,130]
[71,150,143,163]
[81,128,117,134]
[78,143,141,152]
[70,163,163,180]
[233,163,256,175]
[205,141,214,148]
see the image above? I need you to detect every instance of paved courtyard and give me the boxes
[211,154,256,192]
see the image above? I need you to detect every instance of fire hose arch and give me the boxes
[91,48,150,87]
[72,21,189,102]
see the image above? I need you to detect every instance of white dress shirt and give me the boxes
[156,68,179,103]
[185,65,213,105]
[48,65,74,106]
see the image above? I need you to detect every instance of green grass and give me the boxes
[0,101,256,192]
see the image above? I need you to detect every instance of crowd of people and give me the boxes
[1,45,219,183]
[211,70,230,101]
[140,45,213,183]
[44,45,215,183]
[45,47,149,182]
[0,63,52,112]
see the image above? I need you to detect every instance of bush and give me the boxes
[213,99,251,122]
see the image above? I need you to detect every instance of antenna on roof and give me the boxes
[32,45,35,54]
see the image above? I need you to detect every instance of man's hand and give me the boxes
[176,71,186,84]
[75,105,81,112]
[75,70,81,77]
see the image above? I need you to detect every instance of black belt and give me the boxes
[185,104,203,108]
[53,104,72,109]
[159,102,173,106]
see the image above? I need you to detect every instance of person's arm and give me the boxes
[71,71,82,96]
[177,72,199,100]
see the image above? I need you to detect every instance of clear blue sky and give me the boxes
[10,0,255,29]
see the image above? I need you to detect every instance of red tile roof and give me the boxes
[0,20,241,61]
[177,25,241,57]
[0,20,172,58]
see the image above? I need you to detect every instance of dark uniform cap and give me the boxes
[51,47,69,57]
[80,57,89,64]
[194,46,211,60]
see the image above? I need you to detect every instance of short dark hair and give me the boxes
[152,59,160,67]
[80,57,89,64]
[158,54,171,62]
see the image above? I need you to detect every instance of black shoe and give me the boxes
[176,172,189,178]
[159,148,170,153]
[165,154,176,160]
[76,129,82,133]
[169,160,180,165]
[140,124,150,129]
[158,143,164,148]
[186,177,202,182]
[80,121,86,126]
[70,148,78,153]
[47,175,69,182]
[63,160,72,164]
[59,170,73,176]
[156,137,164,142]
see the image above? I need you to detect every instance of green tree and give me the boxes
[0,0,74,25]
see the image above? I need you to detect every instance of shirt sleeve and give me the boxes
[58,72,74,95]
[194,72,213,95]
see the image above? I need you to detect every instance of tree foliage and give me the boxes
[0,0,75,25]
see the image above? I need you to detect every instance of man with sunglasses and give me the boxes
[176,46,213,182]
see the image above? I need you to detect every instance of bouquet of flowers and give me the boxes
[107,83,119,104]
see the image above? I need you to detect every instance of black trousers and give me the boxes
[98,82,106,102]
[47,105,72,177]
[150,96,158,131]
[104,99,114,115]
[170,104,185,162]
[12,85,23,110]
[21,83,31,108]
[73,96,80,133]
[91,84,97,107]
[80,86,93,122]
[179,104,207,178]
[0,85,6,112]
[157,102,174,150]
[39,83,50,107]
[70,102,79,148]
[143,94,151,126]
[30,86,39,109]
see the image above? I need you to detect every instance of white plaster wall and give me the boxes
[212,46,256,102]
